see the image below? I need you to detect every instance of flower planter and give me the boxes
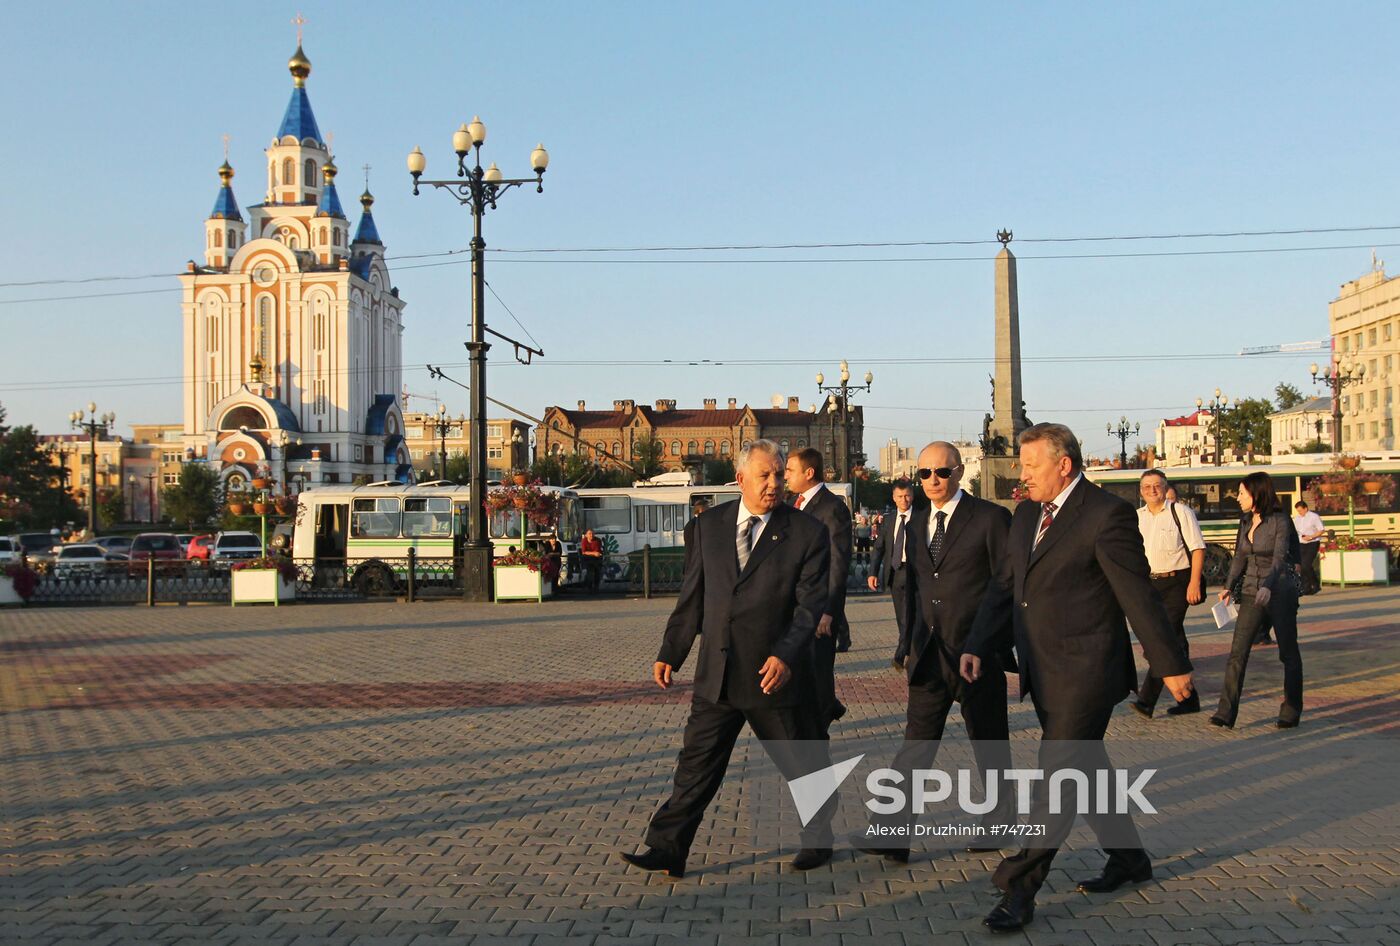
[252,502,270,515]
[512,473,529,486]
[1360,479,1383,495]
[494,563,551,602]
[252,477,270,489]
[1319,548,1390,588]
[1317,482,1348,496]
[230,568,296,606]
[228,502,247,515]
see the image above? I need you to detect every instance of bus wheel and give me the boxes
[1203,544,1232,587]
[354,563,398,597]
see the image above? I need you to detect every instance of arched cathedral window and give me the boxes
[283,158,295,186]
[304,159,316,186]
[257,296,274,364]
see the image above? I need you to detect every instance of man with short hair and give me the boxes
[1292,500,1325,595]
[785,446,852,734]
[623,440,837,877]
[1131,470,1206,718]
[868,479,916,668]
[962,423,1194,933]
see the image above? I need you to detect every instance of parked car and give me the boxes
[93,536,134,558]
[127,533,185,576]
[211,531,263,567]
[186,534,215,565]
[54,544,110,581]
[0,536,16,563]
[14,532,61,565]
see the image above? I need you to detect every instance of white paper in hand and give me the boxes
[1212,599,1238,629]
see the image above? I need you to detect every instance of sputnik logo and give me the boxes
[786,754,864,826]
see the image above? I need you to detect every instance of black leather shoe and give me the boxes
[854,844,910,863]
[1277,718,1300,729]
[1166,697,1201,716]
[1209,716,1233,729]
[1076,860,1152,893]
[1130,701,1153,719]
[620,848,685,878]
[891,656,905,669]
[982,890,1035,932]
[790,847,833,870]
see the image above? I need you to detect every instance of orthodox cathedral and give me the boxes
[177,43,411,493]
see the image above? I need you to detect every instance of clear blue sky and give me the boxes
[3,1,1395,461]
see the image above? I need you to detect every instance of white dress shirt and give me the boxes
[1293,510,1325,544]
[796,482,826,510]
[1033,475,1082,548]
[1137,501,1206,573]
[736,499,773,547]
[889,509,911,562]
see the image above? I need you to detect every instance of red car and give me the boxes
[127,533,185,576]
[186,534,215,565]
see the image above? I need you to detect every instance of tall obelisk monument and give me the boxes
[978,229,1028,506]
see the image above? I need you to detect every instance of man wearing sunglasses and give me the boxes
[855,441,1016,863]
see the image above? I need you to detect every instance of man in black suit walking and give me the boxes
[856,441,1015,861]
[622,439,838,877]
[867,479,916,669]
[784,446,853,734]
[962,423,1195,932]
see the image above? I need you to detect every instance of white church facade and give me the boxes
[177,43,411,494]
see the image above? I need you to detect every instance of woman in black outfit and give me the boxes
[1212,472,1303,729]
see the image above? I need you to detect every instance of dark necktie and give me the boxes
[1033,501,1057,550]
[929,510,946,563]
[892,514,907,564]
[737,515,760,570]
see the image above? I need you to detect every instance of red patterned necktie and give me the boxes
[1033,501,1057,549]
[794,495,805,510]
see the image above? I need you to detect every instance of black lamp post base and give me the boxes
[460,545,495,602]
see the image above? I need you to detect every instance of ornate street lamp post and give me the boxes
[407,124,548,600]
[427,403,453,479]
[69,403,114,536]
[816,361,873,481]
[1196,389,1230,467]
[1310,355,1364,454]
[1107,416,1140,469]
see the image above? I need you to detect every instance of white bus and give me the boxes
[290,480,585,592]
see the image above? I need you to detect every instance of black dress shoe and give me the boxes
[1166,697,1201,716]
[982,890,1035,932]
[1209,716,1233,729]
[791,847,833,870]
[1277,718,1300,729]
[1076,859,1152,893]
[1130,701,1153,719]
[620,848,685,878]
[854,843,910,863]
[891,656,905,669]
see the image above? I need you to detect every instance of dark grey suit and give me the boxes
[869,509,915,662]
[645,500,835,858]
[794,485,852,734]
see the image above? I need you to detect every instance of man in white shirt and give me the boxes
[1292,500,1326,595]
[1131,470,1206,718]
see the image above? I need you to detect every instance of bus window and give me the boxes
[635,506,646,533]
[662,505,673,532]
[403,497,452,536]
[557,498,583,543]
[582,496,631,533]
[648,505,659,533]
[351,497,401,537]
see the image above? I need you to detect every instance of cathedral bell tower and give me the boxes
[204,159,246,270]
[264,45,327,212]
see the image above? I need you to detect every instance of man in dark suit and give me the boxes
[962,423,1195,932]
[856,442,1015,861]
[623,440,837,877]
[867,479,916,669]
[784,446,852,734]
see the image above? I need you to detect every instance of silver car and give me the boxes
[54,544,109,581]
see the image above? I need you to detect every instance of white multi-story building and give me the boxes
[177,43,410,492]
[1155,409,1216,467]
[877,438,916,480]
[1268,396,1333,456]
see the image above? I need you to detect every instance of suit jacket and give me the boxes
[657,500,831,710]
[966,479,1191,714]
[907,494,1015,680]
[797,485,852,634]
[868,510,913,588]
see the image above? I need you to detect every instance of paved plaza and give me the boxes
[2,586,1399,945]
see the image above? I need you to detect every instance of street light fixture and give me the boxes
[70,404,115,536]
[407,117,549,602]
[1195,390,1232,467]
[1107,416,1141,469]
[427,403,453,480]
[816,362,873,481]
[1310,355,1364,454]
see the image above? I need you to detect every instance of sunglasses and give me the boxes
[917,466,960,480]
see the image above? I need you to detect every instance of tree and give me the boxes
[1274,382,1305,411]
[0,404,80,531]
[702,459,735,485]
[96,488,125,529]
[853,471,891,511]
[1290,438,1332,455]
[631,435,666,480]
[443,450,470,483]
[529,456,564,485]
[161,463,223,531]
[1216,397,1274,457]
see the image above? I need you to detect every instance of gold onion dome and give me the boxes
[360,189,374,210]
[322,158,338,183]
[289,45,311,86]
[218,160,234,184]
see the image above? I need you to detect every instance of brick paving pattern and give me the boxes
[2,586,1398,944]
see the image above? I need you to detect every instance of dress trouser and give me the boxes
[644,692,835,859]
[1138,572,1195,710]
[1214,589,1303,726]
[890,566,911,662]
[868,645,1014,846]
[992,701,1150,897]
[1298,543,1320,593]
[812,632,845,736]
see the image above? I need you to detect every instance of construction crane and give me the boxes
[1238,339,1329,356]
